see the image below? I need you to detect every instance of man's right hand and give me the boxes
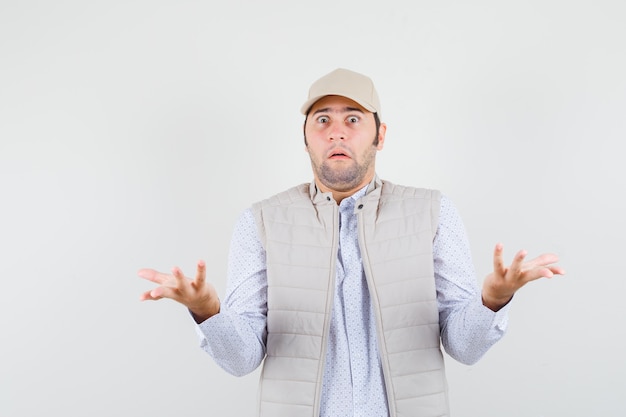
[138,260,220,323]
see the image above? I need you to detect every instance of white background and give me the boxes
[1,1,624,416]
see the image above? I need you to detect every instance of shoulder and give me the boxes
[378,179,445,237]
[251,183,310,212]
[379,179,442,202]
[248,183,312,247]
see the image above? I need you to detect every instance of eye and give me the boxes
[347,116,360,123]
[316,116,329,123]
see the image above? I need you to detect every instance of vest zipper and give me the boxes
[356,207,397,417]
[313,203,339,417]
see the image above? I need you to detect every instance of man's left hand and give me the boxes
[482,243,565,311]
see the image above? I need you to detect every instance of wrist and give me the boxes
[190,298,221,323]
[481,292,512,312]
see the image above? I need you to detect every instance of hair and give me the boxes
[303,112,381,146]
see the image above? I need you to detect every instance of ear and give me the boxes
[302,118,309,151]
[376,123,387,150]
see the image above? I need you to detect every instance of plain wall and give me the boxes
[1,1,624,416]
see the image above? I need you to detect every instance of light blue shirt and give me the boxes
[197,187,509,416]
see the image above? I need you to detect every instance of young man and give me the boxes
[139,68,564,417]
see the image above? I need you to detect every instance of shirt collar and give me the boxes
[309,174,380,203]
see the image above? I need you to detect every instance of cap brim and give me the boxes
[300,94,378,115]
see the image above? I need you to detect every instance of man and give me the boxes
[139,68,564,417]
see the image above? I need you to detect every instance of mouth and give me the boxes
[328,149,351,160]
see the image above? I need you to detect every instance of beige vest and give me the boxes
[251,177,449,417]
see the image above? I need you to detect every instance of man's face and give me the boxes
[304,95,386,195]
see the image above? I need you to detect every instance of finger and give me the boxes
[139,290,158,301]
[524,253,560,269]
[523,266,555,282]
[140,287,167,300]
[171,267,188,286]
[195,260,206,286]
[550,266,566,275]
[150,285,181,301]
[509,249,528,276]
[546,265,566,276]
[493,243,505,274]
[138,268,169,285]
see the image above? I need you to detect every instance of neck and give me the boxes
[316,174,374,204]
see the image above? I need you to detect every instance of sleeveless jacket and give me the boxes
[250,176,449,417]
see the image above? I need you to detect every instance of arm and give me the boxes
[199,208,268,375]
[138,209,268,376]
[435,196,510,365]
[435,196,565,364]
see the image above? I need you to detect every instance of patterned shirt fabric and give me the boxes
[197,188,509,417]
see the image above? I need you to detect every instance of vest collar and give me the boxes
[308,174,383,204]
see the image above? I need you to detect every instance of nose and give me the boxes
[328,120,346,141]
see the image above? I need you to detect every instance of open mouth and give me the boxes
[328,149,351,159]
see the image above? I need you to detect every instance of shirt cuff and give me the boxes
[480,298,510,333]
[194,307,237,353]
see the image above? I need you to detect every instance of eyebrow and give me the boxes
[312,106,365,115]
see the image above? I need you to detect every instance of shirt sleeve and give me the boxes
[434,194,510,365]
[195,208,268,376]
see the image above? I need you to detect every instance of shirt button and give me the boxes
[357,204,363,209]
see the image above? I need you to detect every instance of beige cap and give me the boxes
[300,68,381,116]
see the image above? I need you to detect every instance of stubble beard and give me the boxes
[311,143,377,193]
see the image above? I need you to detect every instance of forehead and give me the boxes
[308,95,369,114]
